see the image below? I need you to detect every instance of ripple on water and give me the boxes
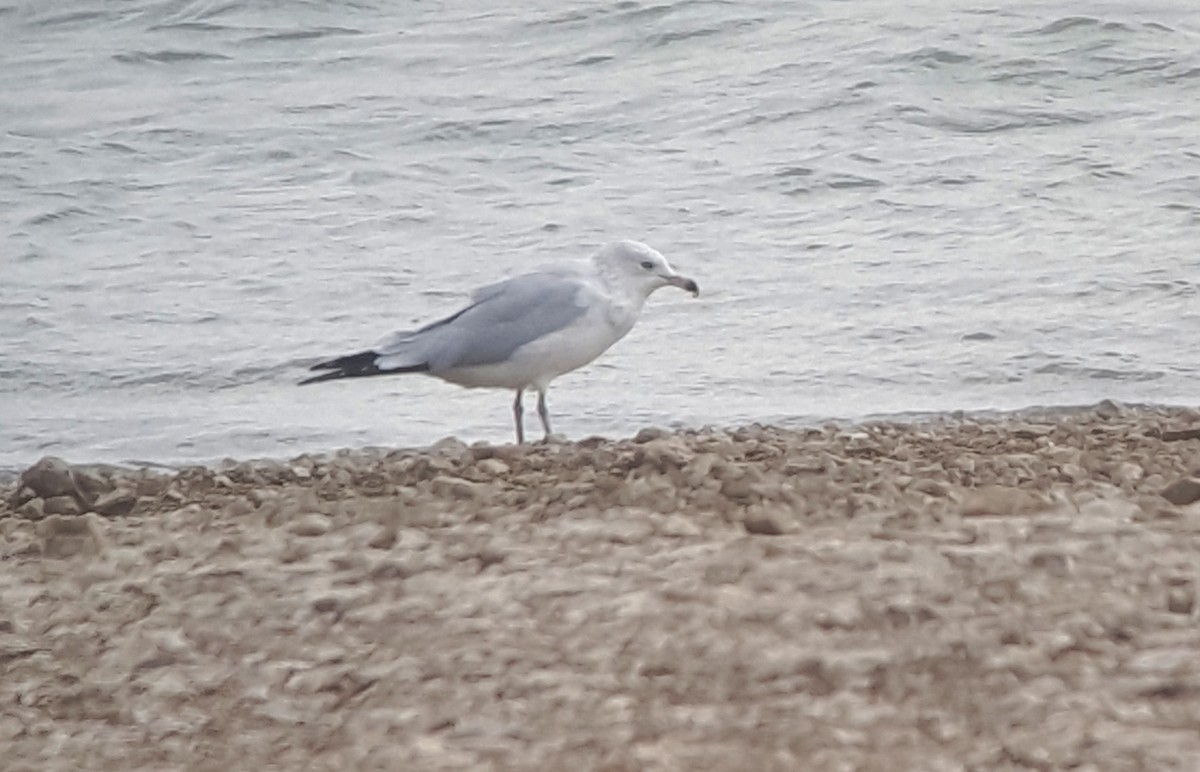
[113,50,233,64]
[2,0,1199,467]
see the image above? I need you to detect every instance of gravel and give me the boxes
[3,403,1200,770]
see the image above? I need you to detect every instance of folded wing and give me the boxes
[300,270,590,384]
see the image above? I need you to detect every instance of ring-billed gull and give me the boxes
[300,240,699,443]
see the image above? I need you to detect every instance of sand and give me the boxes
[3,401,1200,771]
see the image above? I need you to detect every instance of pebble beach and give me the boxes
[4,402,1200,769]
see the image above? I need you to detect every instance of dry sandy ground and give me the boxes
[4,403,1200,771]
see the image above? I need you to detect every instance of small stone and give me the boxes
[1058,463,1088,483]
[312,596,342,614]
[1161,478,1200,506]
[816,598,863,630]
[42,495,83,516]
[658,514,702,538]
[743,513,785,535]
[1167,588,1195,615]
[430,475,482,500]
[430,436,469,458]
[1108,462,1144,486]
[69,468,111,504]
[91,488,137,517]
[634,427,670,443]
[720,475,755,502]
[16,497,45,520]
[1095,399,1124,420]
[368,526,397,550]
[19,456,78,499]
[248,488,277,507]
[1128,648,1193,674]
[960,486,1045,517]
[910,478,950,497]
[1012,424,1052,440]
[8,485,37,508]
[476,546,506,569]
[225,498,255,518]
[37,514,102,559]
[288,514,331,537]
[475,458,510,477]
[1027,549,1072,576]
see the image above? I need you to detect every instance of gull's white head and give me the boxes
[592,240,699,300]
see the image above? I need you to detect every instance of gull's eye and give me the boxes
[640,260,654,270]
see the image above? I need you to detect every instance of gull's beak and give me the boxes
[665,274,700,297]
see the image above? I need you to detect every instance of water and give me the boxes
[2,0,1198,471]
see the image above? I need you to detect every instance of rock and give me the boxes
[1057,463,1088,483]
[1127,648,1193,674]
[430,475,483,500]
[288,514,331,537]
[8,485,37,508]
[37,514,104,559]
[1094,399,1124,420]
[658,513,702,538]
[634,427,670,443]
[476,546,507,569]
[475,458,510,477]
[368,526,397,550]
[720,474,756,502]
[42,495,83,516]
[910,478,950,497]
[19,456,78,499]
[1026,549,1073,576]
[1107,462,1144,486]
[16,497,45,520]
[430,436,469,458]
[1167,588,1195,615]
[743,512,786,535]
[960,486,1046,517]
[1011,424,1053,440]
[248,488,277,507]
[815,598,864,630]
[91,488,137,517]
[69,467,111,505]
[1161,478,1200,506]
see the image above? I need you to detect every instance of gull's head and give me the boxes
[594,240,700,299]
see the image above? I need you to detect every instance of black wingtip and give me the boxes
[299,350,382,385]
[298,370,347,386]
[298,350,430,385]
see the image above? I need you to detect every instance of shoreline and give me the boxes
[5,401,1200,768]
[5,399,1200,531]
[2,398,1194,484]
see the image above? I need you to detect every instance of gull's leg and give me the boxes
[536,388,553,440]
[512,389,525,444]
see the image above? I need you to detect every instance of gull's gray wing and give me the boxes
[374,271,591,374]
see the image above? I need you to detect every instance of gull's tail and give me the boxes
[299,349,429,385]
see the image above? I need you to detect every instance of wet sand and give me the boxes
[4,402,1200,770]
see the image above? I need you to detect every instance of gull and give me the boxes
[300,240,699,443]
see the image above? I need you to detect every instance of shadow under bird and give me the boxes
[300,240,699,443]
